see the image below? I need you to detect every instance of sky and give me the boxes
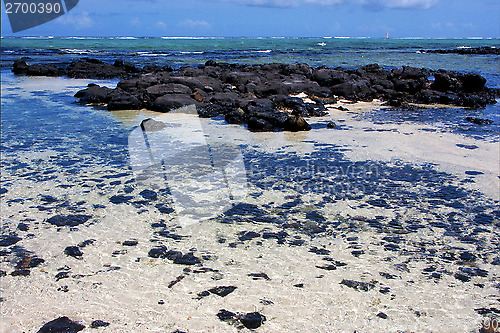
[1,0,499,38]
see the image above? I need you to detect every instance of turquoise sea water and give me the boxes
[2,37,499,86]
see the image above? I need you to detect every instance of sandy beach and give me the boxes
[1,72,499,332]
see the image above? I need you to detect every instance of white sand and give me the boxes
[1,75,499,332]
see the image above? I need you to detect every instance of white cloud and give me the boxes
[57,11,93,29]
[156,21,167,29]
[179,19,211,29]
[371,0,438,9]
[130,17,141,27]
[219,0,438,9]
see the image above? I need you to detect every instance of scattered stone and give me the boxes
[316,264,337,271]
[459,251,477,262]
[379,272,398,279]
[11,269,30,277]
[238,231,261,241]
[17,223,29,232]
[456,144,479,150]
[168,275,186,288]
[459,267,488,277]
[198,286,237,299]
[37,316,85,333]
[109,195,134,204]
[239,312,266,329]
[55,272,70,281]
[309,246,331,255]
[122,240,139,247]
[147,247,201,265]
[15,256,45,269]
[46,214,92,227]
[64,246,83,259]
[248,272,271,280]
[377,312,388,319]
[208,286,237,297]
[454,272,471,282]
[90,320,110,329]
[340,279,376,292]
[379,287,391,294]
[0,234,22,247]
[217,309,236,322]
[78,239,95,248]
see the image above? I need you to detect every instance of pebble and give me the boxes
[238,231,261,241]
[340,279,376,292]
[64,246,83,259]
[239,312,266,329]
[377,312,389,319]
[248,272,271,280]
[122,240,139,246]
[90,320,110,328]
[217,309,236,322]
[454,272,471,282]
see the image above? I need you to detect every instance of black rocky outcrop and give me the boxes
[12,59,499,132]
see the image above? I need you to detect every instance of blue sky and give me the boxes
[1,0,499,38]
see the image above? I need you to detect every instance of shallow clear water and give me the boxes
[1,39,500,332]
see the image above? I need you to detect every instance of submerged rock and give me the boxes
[46,215,92,227]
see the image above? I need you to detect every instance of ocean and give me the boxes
[1,37,499,332]
[2,37,500,85]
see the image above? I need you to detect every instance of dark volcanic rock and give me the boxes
[209,286,237,297]
[423,46,500,55]
[198,286,237,299]
[340,279,375,291]
[239,312,266,329]
[146,83,191,98]
[217,309,236,322]
[248,272,271,280]
[152,94,198,112]
[140,118,167,131]
[238,231,261,241]
[37,316,85,333]
[64,246,83,259]
[16,59,499,132]
[465,117,493,125]
[74,84,113,105]
[147,247,201,265]
[90,320,110,328]
[0,234,22,247]
[107,92,141,110]
[46,215,92,227]
[11,269,31,277]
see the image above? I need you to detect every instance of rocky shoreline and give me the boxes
[422,46,500,55]
[12,58,499,132]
